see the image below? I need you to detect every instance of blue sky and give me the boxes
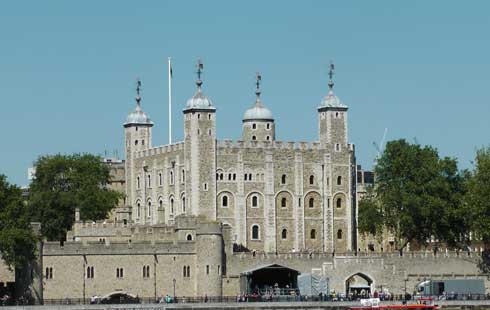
[1,1,489,186]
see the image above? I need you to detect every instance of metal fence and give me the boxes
[2,293,490,306]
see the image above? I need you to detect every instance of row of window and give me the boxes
[46,265,202,280]
[139,170,344,188]
[220,195,344,209]
[251,123,272,130]
[136,196,185,218]
[251,135,271,141]
[216,173,343,186]
[249,225,343,241]
[136,169,184,189]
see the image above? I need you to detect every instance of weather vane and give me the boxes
[136,79,142,94]
[256,72,262,91]
[328,61,335,90]
[196,59,204,80]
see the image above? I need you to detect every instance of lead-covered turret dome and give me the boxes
[243,73,274,121]
[184,60,215,111]
[124,79,154,127]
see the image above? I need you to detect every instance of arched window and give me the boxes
[182,169,185,183]
[252,135,257,141]
[159,199,163,210]
[147,201,152,217]
[252,123,257,129]
[147,174,151,187]
[266,136,270,141]
[181,196,186,213]
[170,171,174,185]
[222,195,228,207]
[248,173,252,181]
[187,266,191,277]
[220,173,224,180]
[281,174,286,184]
[281,229,287,239]
[281,197,287,208]
[170,198,174,214]
[266,123,270,130]
[159,173,162,186]
[137,177,140,189]
[137,202,141,218]
[143,265,150,278]
[252,225,260,240]
[186,234,192,241]
[310,229,316,239]
[336,197,342,208]
[337,229,343,239]
[309,197,314,208]
[309,175,314,185]
[252,195,258,208]
[337,176,342,185]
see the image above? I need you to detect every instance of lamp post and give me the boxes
[173,278,176,302]
[404,278,408,301]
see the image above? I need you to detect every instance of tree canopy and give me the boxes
[367,139,468,253]
[0,174,36,269]
[29,154,122,241]
[465,147,490,272]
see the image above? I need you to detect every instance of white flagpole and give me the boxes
[168,57,172,145]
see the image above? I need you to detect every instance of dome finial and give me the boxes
[255,72,262,104]
[135,78,142,107]
[328,61,335,91]
[196,58,204,89]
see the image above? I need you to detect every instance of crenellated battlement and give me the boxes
[217,139,321,151]
[135,141,184,158]
[43,239,196,255]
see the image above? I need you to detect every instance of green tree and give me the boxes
[374,139,467,254]
[29,154,122,241]
[0,175,36,269]
[465,147,490,273]
[358,186,384,237]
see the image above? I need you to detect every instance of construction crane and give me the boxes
[372,128,388,163]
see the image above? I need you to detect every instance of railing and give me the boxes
[2,293,490,306]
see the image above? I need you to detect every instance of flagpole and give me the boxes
[168,57,172,145]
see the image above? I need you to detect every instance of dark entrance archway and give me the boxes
[240,264,299,295]
[345,273,373,298]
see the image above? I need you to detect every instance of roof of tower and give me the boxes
[319,90,347,108]
[243,72,274,121]
[185,59,216,111]
[124,79,154,127]
[319,61,347,109]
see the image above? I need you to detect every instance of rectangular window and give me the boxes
[206,265,210,275]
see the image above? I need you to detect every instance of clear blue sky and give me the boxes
[1,1,489,186]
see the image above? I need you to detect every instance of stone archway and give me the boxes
[345,272,374,298]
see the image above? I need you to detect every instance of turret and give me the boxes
[318,62,348,148]
[317,62,354,252]
[183,60,217,220]
[242,73,275,142]
[123,79,154,222]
